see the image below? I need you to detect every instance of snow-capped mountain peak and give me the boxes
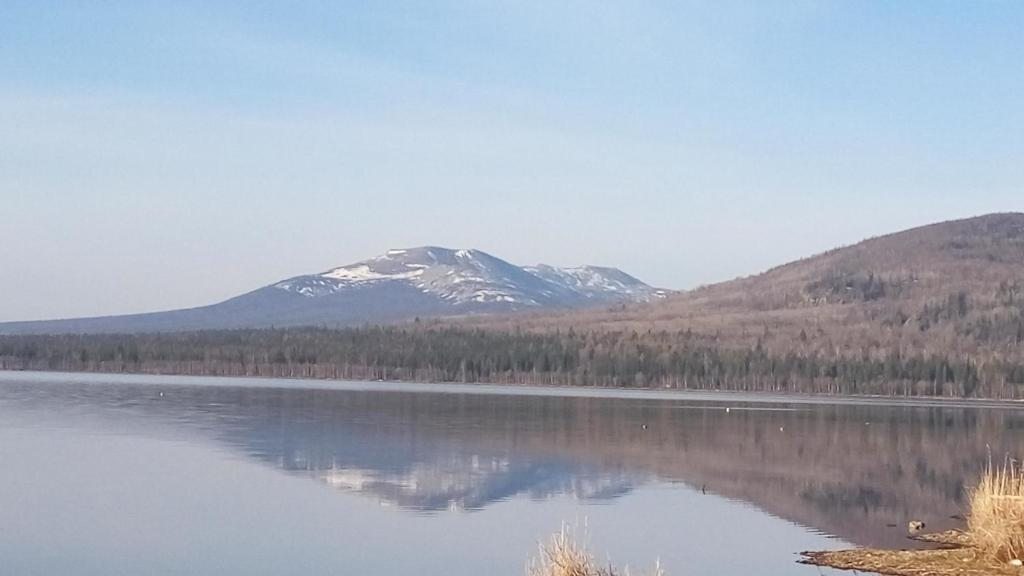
[273,247,664,309]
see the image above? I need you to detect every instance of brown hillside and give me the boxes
[465,213,1024,364]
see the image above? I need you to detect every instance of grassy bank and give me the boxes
[802,461,1024,575]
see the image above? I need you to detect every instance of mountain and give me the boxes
[0,247,664,335]
[471,213,1024,363]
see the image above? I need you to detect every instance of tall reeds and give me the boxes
[968,459,1024,562]
[527,526,664,576]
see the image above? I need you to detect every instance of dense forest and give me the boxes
[3,326,1022,398]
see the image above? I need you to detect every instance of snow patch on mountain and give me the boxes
[524,265,664,301]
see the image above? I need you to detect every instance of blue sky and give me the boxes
[2,1,1022,321]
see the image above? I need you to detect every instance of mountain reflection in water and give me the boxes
[2,375,1021,550]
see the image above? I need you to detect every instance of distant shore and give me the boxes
[3,367,1023,409]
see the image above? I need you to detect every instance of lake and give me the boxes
[1,372,1020,575]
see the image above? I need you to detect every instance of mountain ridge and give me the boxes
[0,246,665,335]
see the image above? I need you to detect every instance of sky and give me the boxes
[2,1,1022,322]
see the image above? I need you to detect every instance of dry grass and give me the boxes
[527,526,664,576]
[968,460,1024,563]
[803,461,1024,575]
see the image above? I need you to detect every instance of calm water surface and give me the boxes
[2,372,1021,576]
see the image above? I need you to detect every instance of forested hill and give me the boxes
[461,213,1024,381]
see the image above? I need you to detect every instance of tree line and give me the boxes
[2,326,1022,398]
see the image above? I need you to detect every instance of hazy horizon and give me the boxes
[3,2,1022,322]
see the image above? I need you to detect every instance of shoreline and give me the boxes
[3,367,1024,409]
[803,530,1019,576]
